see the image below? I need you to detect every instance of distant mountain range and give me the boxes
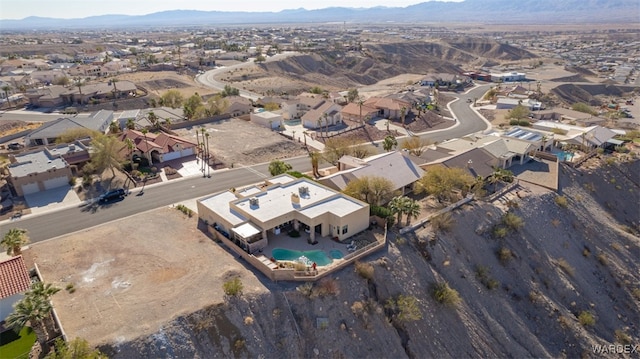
[2,0,638,30]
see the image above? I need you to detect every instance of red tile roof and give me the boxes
[0,256,32,299]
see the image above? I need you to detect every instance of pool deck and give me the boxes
[260,231,351,262]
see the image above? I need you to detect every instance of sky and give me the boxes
[1,0,462,20]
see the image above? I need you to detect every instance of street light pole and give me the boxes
[205,132,211,178]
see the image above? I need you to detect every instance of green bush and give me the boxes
[578,311,595,327]
[286,170,314,180]
[492,226,508,239]
[497,246,513,263]
[502,212,524,231]
[385,295,422,322]
[354,261,375,280]
[432,282,461,306]
[554,195,568,208]
[371,205,392,219]
[223,278,243,297]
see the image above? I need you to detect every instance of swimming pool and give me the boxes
[555,151,574,162]
[330,249,344,259]
[271,248,333,266]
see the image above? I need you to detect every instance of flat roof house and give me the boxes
[197,175,370,254]
[6,141,88,196]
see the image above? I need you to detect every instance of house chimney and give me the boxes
[291,193,300,205]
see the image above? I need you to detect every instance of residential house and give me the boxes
[490,72,527,82]
[441,148,500,179]
[29,70,68,85]
[0,256,32,325]
[197,174,370,253]
[437,135,532,168]
[118,129,197,163]
[25,85,68,108]
[301,100,342,129]
[319,151,425,196]
[502,127,553,151]
[496,97,542,110]
[225,96,253,117]
[6,141,89,196]
[364,97,412,120]
[24,110,114,146]
[532,121,617,150]
[340,102,378,124]
[250,109,284,130]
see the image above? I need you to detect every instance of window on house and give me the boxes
[341,225,348,235]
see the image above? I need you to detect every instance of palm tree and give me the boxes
[148,111,159,130]
[309,151,322,178]
[124,138,135,164]
[358,99,364,125]
[404,199,421,226]
[126,118,136,130]
[6,295,54,352]
[400,106,407,127]
[109,121,120,134]
[389,196,408,227]
[2,84,12,108]
[141,129,150,164]
[29,282,61,301]
[323,112,329,136]
[74,77,84,105]
[1,228,30,256]
[111,78,118,100]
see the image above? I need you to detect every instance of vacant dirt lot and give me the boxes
[116,71,214,99]
[173,118,308,167]
[22,208,268,347]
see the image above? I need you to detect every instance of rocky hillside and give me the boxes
[252,40,536,92]
[100,159,639,358]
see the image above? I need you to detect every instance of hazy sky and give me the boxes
[1,0,462,20]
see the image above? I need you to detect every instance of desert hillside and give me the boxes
[226,39,537,95]
[100,159,639,359]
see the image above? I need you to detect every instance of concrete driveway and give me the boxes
[25,186,81,215]
[176,158,213,177]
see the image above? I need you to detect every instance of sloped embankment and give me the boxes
[101,161,639,358]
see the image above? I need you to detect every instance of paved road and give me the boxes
[195,52,300,101]
[2,155,315,243]
[4,79,492,244]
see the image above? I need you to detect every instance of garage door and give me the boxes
[43,176,69,190]
[162,151,183,162]
[21,182,40,195]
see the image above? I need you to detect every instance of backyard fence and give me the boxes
[399,195,474,235]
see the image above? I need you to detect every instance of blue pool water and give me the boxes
[556,151,574,162]
[271,248,333,266]
[330,249,344,259]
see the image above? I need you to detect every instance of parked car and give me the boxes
[7,142,24,150]
[99,188,126,203]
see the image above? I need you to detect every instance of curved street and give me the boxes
[4,60,492,243]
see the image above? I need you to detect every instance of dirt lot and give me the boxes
[173,118,308,167]
[116,71,214,99]
[22,208,268,347]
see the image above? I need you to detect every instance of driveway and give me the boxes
[25,186,81,215]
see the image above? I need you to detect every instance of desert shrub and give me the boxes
[492,226,508,239]
[234,339,245,350]
[582,247,591,257]
[294,262,307,271]
[68,177,76,186]
[556,258,575,277]
[385,295,422,322]
[432,282,461,306]
[175,204,194,218]
[244,316,254,325]
[296,282,313,297]
[163,166,178,175]
[354,261,375,280]
[502,212,524,231]
[551,219,561,227]
[597,253,608,266]
[351,301,365,316]
[554,195,568,208]
[65,283,76,294]
[497,246,513,263]
[529,290,542,303]
[82,173,93,187]
[430,212,453,233]
[223,278,243,297]
[558,315,572,329]
[614,329,632,344]
[316,277,339,297]
[475,265,500,290]
[578,311,595,327]
[631,288,640,300]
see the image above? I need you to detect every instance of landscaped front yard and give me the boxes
[0,326,36,359]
